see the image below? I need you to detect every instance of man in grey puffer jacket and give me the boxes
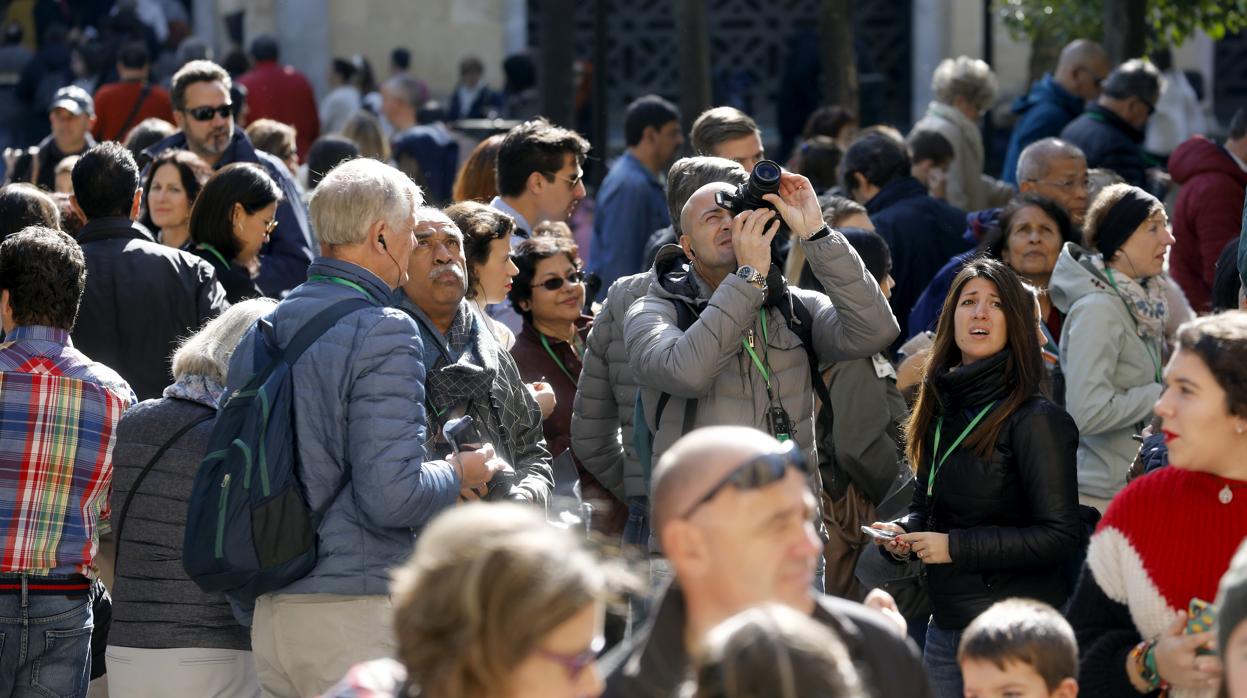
[623,171,898,506]
[223,160,485,698]
[571,156,747,547]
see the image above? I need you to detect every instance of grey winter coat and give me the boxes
[570,271,653,501]
[1049,243,1162,499]
[223,258,461,596]
[623,232,899,467]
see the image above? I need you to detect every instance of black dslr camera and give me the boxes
[714,159,789,237]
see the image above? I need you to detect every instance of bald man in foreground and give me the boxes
[600,426,932,698]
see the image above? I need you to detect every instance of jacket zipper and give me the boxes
[215,473,231,559]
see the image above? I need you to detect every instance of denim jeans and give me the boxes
[621,496,649,549]
[923,618,965,698]
[0,579,94,698]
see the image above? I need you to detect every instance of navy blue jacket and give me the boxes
[144,130,314,298]
[1001,75,1085,185]
[866,177,972,345]
[1060,104,1152,190]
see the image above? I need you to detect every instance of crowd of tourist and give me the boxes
[1,5,1247,698]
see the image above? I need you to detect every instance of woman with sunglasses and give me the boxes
[188,162,282,303]
[322,502,613,698]
[870,258,1082,698]
[508,235,624,532]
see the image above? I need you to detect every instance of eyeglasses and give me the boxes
[1136,95,1156,117]
[535,635,605,678]
[681,441,810,519]
[1024,177,1089,192]
[264,217,279,234]
[182,103,233,121]
[531,269,585,291]
[544,170,584,189]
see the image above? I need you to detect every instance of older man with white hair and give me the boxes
[223,159,476,698]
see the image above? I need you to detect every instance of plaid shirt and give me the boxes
[0,326,134,577]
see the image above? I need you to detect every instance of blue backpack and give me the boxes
[183,298,370,604]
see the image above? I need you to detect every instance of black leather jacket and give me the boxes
[899,350,1082,629]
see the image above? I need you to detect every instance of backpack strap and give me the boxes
[112,82,153,141]
[777,290,833,410]
[281,297,374,367]
[651,299,701,442]
[113,410,215,570]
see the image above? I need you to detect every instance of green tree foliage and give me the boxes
[999,0,1247,49]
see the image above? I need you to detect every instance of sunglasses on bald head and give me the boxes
[681,441,810,519]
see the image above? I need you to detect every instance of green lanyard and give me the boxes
[195,243,230,269]
[540,333,581,384]
[1104,268,1163,384]
[741,310,771,388]
[308,274,372,301]
[927,401,996,497]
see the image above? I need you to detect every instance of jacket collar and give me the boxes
[1086,103,1144,143]
[1018,74,1084,117]
[143,129,262,170]
[866,176,928,214]
[933,349,1013,413]
[76,216,156,244]
[618,583,871,693]
[6,325,71,345]
[305,257,393,306]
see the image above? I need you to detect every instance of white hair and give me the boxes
[171,298,277,384]
[1017,138,1086,183]
[932,56,998,112]
[309,158,423,246]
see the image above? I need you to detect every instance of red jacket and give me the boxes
[1169,136,1247,311]
[92,80,174,142]
[237,61,320,158]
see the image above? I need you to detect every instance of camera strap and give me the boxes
[741,309,778,406]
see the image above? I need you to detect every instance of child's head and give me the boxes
[958,600,1079,698]
[906,129,953,187]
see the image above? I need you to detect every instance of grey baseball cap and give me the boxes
[50,85,94,117]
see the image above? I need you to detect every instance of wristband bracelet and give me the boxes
[806,224,831,241]
[1130,639,1167,692]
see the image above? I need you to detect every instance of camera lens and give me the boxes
[751,160,782,186]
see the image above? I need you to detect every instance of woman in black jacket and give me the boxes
[188,162,282,303]
[870,258,1081,698]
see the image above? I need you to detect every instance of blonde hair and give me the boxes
[340,110,390,162]
[932,56,998,112]
[171,298,277,383]
[393,503,608,698]
[309,157,422,246]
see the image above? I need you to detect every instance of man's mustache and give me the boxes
[428,265,465,281]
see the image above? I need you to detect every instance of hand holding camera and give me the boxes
[729,208,777,273]
[715,160,825,240]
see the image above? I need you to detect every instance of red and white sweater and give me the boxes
[1086,466,1247,698]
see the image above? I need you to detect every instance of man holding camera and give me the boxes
[622,167,898,499]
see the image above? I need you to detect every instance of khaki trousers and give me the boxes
[105,647,260,698]
[251,593,394,698]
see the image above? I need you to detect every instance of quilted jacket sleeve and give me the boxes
[623,275,762,399]
[348,312,461,529]
[570,295,627,501]
[800,231,900,367]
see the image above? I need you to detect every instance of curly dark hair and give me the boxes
[507,235,580,322]
[495,118,590,197]
[1174,312,1247,418]
[981,194,1078,260]
[0,226,86,330]
[443,201,516,299]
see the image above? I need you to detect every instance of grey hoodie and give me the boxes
[1049,243,1163,499]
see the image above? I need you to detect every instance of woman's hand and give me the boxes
[868,522,910,557]
[898,531,951,564]
[1152,612,1223,690]
[527,381,557,419]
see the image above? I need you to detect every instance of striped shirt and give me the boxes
[0,325,134,577]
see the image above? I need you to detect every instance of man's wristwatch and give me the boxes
[735,265,766,290]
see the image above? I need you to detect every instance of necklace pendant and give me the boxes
[1220,484,1233,504]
